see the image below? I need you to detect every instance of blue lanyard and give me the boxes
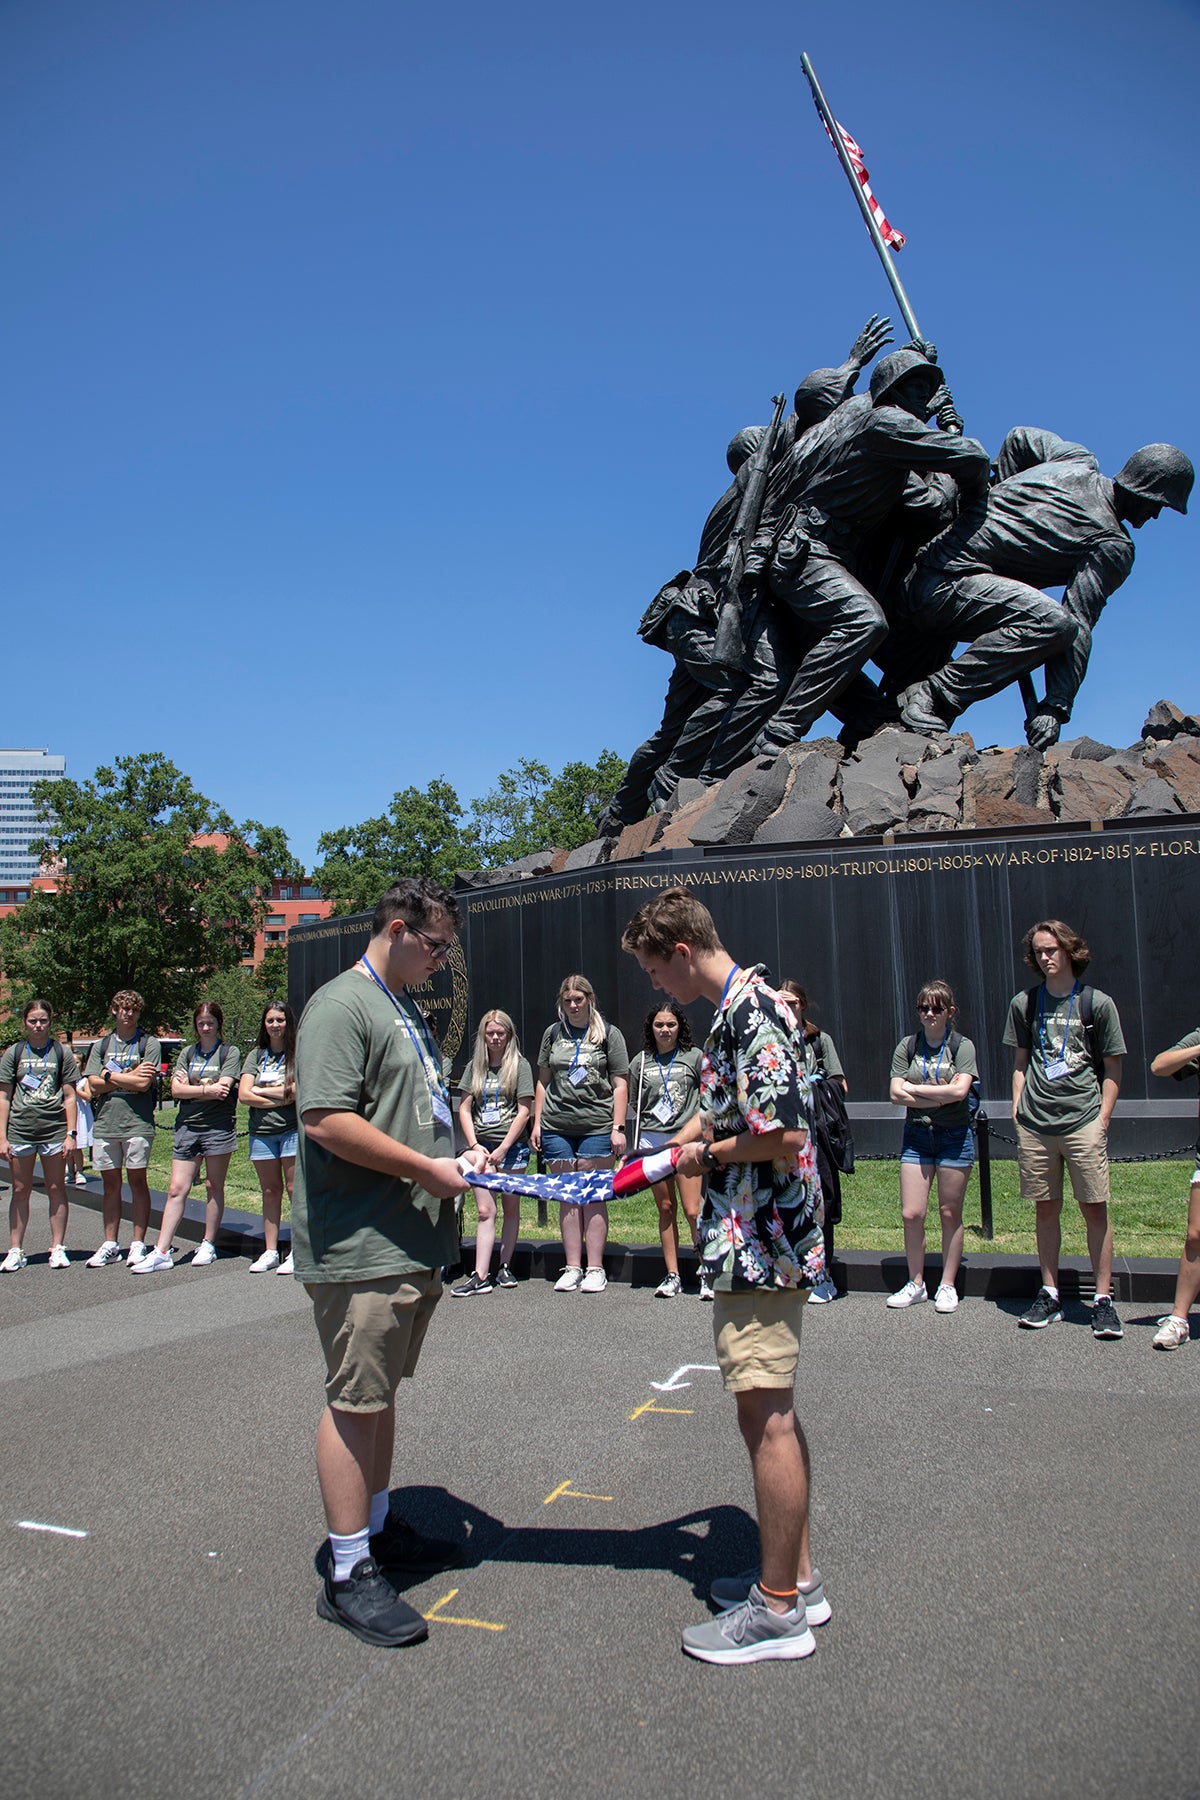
[486,1072,504,1111]
[1038,982,1077,1062]
[564,1027,586,1072]
[360,957,448,1103]
[259,1050,286,1084]
[921,1035,948,1083]
[190,1044,222,1082]
[655,1050,678,1094]
[719,966,742,1011]
[23,1043,52,1083]
[112,1032,143,1070]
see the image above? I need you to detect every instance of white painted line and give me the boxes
[16,1519,89,1538]
[650,1362,719,1392]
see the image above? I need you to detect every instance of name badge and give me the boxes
[104,1058,123,1073]
[568,1063,589,1088]
[20,1072,41,1092]
[481,1104,501,1126]
[431,1092,453,1128]
[651,1092,674,1124]
[1044,1058,1070,1081]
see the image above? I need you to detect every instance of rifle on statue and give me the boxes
[711,391,788,672]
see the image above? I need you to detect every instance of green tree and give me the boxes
[529,750,625,851]
[312,777,474,916]
[190,965,273,1057]
[464,751,626,865]
[0,753,294,1034]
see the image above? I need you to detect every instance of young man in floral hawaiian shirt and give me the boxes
[622,887,831,1665]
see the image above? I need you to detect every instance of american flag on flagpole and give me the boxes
[826,120,906,250]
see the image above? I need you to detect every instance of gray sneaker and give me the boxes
[710,1565,832,1626]
[682,1586,816,1664]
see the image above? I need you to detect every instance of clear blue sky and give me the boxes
[3,0,1197,869]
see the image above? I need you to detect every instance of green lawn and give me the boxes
[137,1109,1190,1260]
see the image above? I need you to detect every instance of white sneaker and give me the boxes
[73,1171,90,1187]
[248,1248,280,1274]
[886,1278,928,1309]
[1153,1314,1190,1350]
[698,1273,715,1302]
[86,1240,123,1268]
[554,1266,584,1292]
[48,1245,71,1269]
[125,1241,148,1266]
[580,1266,608,1293]
[807,1276,838,1305]
[654,1271,681,1298]
[934,1283,959,1313]
[131,1247,174,1272]
[277,1251,294,1274]
[191,1241,218,1266]
[2,1247,28,1273]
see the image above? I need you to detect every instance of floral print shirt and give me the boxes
[698,964,825,1292]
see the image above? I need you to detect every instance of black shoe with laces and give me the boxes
[494,1264,518,1289]
[316,1556,429,1647]
[1018,1288,1063,1329]
[451,1270,494,1297]
[371,1513,464,1576]
[1091,1295,1124,1338]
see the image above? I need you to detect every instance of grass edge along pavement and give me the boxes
[51,1108,1196,1262]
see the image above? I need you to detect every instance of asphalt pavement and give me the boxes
[1,1211,1197,1800]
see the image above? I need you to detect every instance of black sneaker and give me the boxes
[371,1513,463,1576]
[1091,1295,1124,1338]
[316,1557,429,1647]
[494,1264,518,1289]
[451,1270,493,1297]
[1018,1288,1063,1329]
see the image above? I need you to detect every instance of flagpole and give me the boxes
[801,51,922,342]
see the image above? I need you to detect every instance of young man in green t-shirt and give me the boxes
[1002,918,1125,1338]
[294,877,483,1649]
[83,989,162,1268]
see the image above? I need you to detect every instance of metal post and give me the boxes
[975,1111,994,1240]
[800,51,922,343]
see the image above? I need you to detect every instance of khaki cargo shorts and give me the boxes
[307,1270,443,1412]
[712,1288,808,1393]
[1016,1117,1111,1210]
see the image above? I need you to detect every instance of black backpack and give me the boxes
[903,1029,981,1123]
[1021,984,1105,1085]
[807,1034,856,1174]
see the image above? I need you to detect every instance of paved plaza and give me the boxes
[0,1212,1196,1800]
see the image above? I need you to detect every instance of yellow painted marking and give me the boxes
[543,1479,613,1505]
[423,1588,506,1632]
[629,1398,694,1420]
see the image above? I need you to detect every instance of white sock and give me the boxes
[369,1490,389,1536]
[329,1527,371,1581]
[1094,1292,1111,1303]
[1042,1285,1060,1300]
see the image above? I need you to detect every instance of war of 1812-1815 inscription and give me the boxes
[597,59,1194,839]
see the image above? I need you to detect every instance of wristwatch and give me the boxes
[701,1142,719,1172]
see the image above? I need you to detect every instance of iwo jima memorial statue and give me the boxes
[293,55,1199,1153]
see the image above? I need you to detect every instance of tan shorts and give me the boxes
[93,1134,153,1171]
[712,1289,807,1393]
[307,1271,442,1413]
[1016,1117,1111,1210]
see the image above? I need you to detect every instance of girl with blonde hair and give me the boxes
[454,1010,534,1296]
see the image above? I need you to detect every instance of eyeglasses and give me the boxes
[406,924,455,962]
[917,1003,945,1015]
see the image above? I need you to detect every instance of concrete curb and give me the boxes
[47,1180,1178,1303]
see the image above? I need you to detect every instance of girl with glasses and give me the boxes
[886,981,977,1312]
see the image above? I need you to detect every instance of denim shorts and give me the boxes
[901,1121,975,1169]
[477,1139,530,1173]
[540,1130,612,1163]
[249,1130,298,1162]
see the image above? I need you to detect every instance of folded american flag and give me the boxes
[464,1167,614,1205]
[826,119,906,250]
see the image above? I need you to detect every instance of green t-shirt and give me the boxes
[85,1031,162,1138]
[537,1022,630,1136]
[463,1055,534,1147]
[292,967,458,1282]
[890,1032,977,1129]
[174,1041,242,1133]
[629,1046,702,1138]
[242,1045,297,1137]
[1003,985,1125,1133]
[0,1041,82,1145]
[802,1030,845,1083]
